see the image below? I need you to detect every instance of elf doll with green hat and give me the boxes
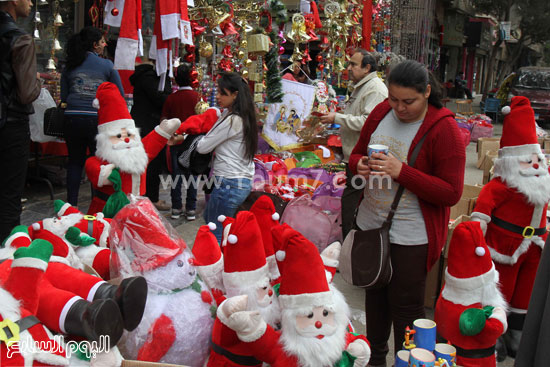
[435,221,508,367]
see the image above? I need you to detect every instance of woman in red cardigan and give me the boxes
[348,60,466,366]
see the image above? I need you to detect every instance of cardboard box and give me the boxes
[544,137,550,152]
[449,184,483,220]
[476,137,500,168]
[481,151,498,184]
[122,361,188,367]
[424,214,472,308]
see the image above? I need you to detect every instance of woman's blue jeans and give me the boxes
[204,176,252,242]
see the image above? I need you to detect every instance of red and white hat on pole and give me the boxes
[93,82,136,135]
[499,96,541,157]
[222,211,269,296]
[218,214,235,248]
[250,196,281,281]
[276,227,333,310]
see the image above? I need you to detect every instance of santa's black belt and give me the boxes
[92,188,110,202]
[438,336,495,359]
[491,216,546,238]
[209,338,262,366]
[1,316,40,341]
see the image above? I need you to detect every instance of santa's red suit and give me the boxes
[473,177,546,308]
[435,221,508,367]
[86,131,169,214]
[0,240,68,366]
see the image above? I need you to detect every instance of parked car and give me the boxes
[509,67,550,125]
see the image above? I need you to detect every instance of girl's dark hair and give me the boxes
[217,72,258,162]
[175,63,192,87]
[65,27,103,70]
[387,60,443,108]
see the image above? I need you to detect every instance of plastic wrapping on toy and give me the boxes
[109,196,215,366]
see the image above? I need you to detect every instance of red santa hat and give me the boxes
[499,96,541,157]
[175,108,221,135]
[441,221,503,306]
[272,223,293,275]
[249,196,281,281]
[110,198,185,273]
[191,223,223,271]
[218,214,235,247]
[276,227,333,309]
[93,82,136,135]
[222,211,269,293]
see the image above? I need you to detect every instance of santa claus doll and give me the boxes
[85,82,180,215]
[0,226,147,348]
[207,211,281,367]
[218,226,371,367]
[191,223,226,302]
[471,96,550,358]
[435,221,508,367]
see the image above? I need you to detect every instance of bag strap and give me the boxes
[384,131,429,225]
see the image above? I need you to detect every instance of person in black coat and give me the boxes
[129,59,171,210]
[515,235,550,366]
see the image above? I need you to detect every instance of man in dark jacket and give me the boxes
[129,59,171,211]
[0,0,41,242]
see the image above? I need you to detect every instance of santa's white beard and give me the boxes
[242,288,282,328]
[494,154,550,206]
[43,213,83,237]
[280,288,350,367]
[96,130,149,175]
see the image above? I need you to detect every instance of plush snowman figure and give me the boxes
[110,198,215,366]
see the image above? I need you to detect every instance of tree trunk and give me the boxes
[481,39,502,99]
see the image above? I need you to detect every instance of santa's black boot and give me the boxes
[503,312,525,358]
[64,298,124,348]
[93,276,148,331]
[496,336,507,362]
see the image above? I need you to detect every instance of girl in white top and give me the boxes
[196,72,258,242]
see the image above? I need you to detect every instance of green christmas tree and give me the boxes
[264,0,288,103]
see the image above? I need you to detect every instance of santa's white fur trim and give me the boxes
[238,319,267,343]
[441,264,507,310]
[475,247,486,257]
[227,234,238,244]
[196,257,225,292]
[489,309,508,332]
[0,288,21,321]
[34,348,69,366]
[3,231,31,249]
[218,215,227,223]
[509,307,528,314]
[279,290,334,310]
[57,202,72,216]
[221,222,233,247]
[0,246,16,260]
[86,280,107,302]
[12,257,48,271]
[98,119,136,135]
[498,144,541,158]
[321,255,339,268]
[95,216,111,247]
[197,255,224,277]
[276,250,286,261]
[154,125,172,139]
[272,212,280,221]
[488,236,545,265]
[211,107,221,117]
[223,264,270,293]
[59,296,81,333]
[501,105,511,115]
[208,222,217,231]
[471,212,491,223]
[50,253,84,271]
[32,222,41,231]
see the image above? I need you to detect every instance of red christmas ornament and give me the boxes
[318,64,325,71]
[190,70,199,79]
[279,46,285,55]
[111,7,119,16]
[185,53,195,62]
[185,44,196,53]
[316,54,323,62]
[191,80,200,88]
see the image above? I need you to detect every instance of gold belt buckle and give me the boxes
[522,226,535,238]
[0,319,20,347]
[83,215,96,221]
